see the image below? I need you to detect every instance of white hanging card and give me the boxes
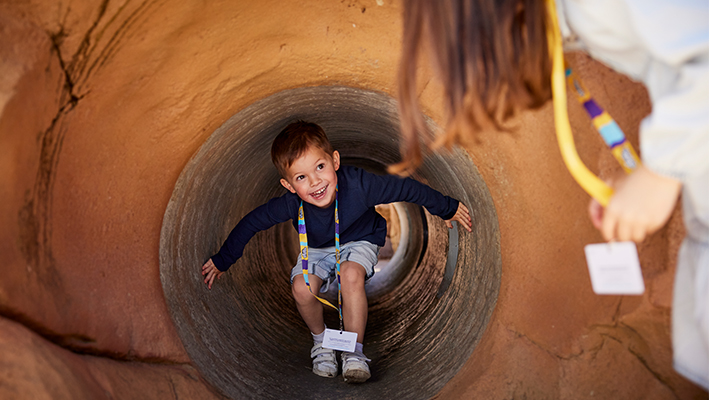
[584,242,645,295]
[322,328,358,352]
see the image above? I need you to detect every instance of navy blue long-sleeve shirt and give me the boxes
[211,165,460,271]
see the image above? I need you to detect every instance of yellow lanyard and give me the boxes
[546,0,640,207]
[298,186,344,330]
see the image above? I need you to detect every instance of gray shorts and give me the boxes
[290,240,380,293]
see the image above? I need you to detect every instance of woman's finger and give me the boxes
[601,208,618,242]
[631,221,647,243]
[616,218,633,242]
[588,199,603,230]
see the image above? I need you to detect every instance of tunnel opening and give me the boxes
[159,86,501,399]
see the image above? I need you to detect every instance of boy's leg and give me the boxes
[339,260,371,383]
[340,261,368,342]
[293,274,338,378]
[292,274,325,334]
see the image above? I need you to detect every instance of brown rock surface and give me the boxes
[0,316,221,399]
[0,0,706,399]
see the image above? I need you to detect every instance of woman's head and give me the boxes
[395,0,552,173]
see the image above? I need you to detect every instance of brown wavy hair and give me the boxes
[393,0,552,174]
[271,121,335,178]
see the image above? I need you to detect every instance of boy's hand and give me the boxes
[201,258,225,290]
[588,164,681,243]
[446,203,473,232]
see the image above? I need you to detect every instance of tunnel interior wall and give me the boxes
[160,86,501,399]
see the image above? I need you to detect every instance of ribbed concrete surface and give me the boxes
[160,86,501,399]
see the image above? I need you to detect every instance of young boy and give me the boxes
[201,121,471,383]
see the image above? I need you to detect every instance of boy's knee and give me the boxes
[292,278,316,303]
[291,276,321,304]
[340,262,366,288]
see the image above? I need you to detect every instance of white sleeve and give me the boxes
[623,0,709,183]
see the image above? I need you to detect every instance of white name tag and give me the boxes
[584,242,645,295]
[322,328,358,352]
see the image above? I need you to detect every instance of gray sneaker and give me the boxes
[341,351,371,383]
[311,343,337,378]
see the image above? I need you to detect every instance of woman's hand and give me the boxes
[446,203,473,232]
[589,165,681,243]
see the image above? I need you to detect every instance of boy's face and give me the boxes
[280,145,340,208]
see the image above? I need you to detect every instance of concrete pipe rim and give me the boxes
[159,86,501,399]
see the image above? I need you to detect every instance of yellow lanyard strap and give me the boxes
[298,186,344,331]
[546,0,614,207]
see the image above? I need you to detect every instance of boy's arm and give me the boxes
[210,196,293,272]
[360,169,459,218]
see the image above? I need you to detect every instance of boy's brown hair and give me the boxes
[271,121,335,178]
[393,0,552,174]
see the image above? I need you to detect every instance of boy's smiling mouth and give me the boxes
[310,185,328,199]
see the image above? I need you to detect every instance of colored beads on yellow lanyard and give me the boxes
[565,68,641,174]
[298,185,344,331]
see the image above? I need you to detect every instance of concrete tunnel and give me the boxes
[160,86,501,398]
[0,1,706,399]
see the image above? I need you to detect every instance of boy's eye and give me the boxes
[296,175,305,181]
[317,163,325,170]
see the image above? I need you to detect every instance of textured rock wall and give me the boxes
[0,0,705,398]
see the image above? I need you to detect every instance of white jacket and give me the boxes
[557,0,709,389]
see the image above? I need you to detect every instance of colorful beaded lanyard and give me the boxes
[565,68,641,174]
[298,185,344,331]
